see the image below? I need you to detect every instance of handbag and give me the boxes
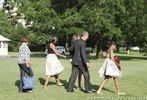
[22,75,35,89]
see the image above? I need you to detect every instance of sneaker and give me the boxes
[27,90,33,93]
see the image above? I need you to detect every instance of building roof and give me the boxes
[0,0,4,8]
[0,35,11,41]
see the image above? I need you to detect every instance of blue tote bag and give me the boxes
[22,75,35,89]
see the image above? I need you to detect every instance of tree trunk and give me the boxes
[96,39,100,57]
[95,33,103,58]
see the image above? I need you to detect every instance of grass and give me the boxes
[0,52,147,100]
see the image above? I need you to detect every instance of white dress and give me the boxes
[46,54,64,76]
[99,53,121,77]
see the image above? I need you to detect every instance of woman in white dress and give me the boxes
[43,35,66,89]
[97,42,125,95]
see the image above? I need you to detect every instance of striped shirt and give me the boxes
[17,43,31,64]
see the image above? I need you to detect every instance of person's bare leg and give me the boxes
[113,77,125,95]
[55,75,63,86]
[97,76,110,94]
[113,77,120,92]
[43,75,50,89]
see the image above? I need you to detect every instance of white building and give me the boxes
[0,35,11,56]
[0,0,4,9]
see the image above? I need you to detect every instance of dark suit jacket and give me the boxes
[69,40,75,58]
[70,39,89,66]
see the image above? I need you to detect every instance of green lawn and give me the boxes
[0,52,147,100]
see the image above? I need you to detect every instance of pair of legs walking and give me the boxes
[68,65,91,92]
[97,75,125,95]
[43,74,63,89]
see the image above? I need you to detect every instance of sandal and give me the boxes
[43,86,48,89]
[57,83,63,86]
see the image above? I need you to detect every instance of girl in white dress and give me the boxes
[43,35,66,89]
[97,42,125,95]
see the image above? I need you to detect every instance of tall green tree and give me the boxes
[0,11,14,38]
[4,0,147,54]
[120,0,147,49]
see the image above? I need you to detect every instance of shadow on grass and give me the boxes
[118,55,147,61]
[15,80,20,92]
[78,84,115,93]
[87,54,147,61]
[91,84,115,93]
[16,78,114,93]
[30,53,99,60]
[31,54,46,58]
[63,81,114,93]
[30,53,147,61]
[38,78,68,86]
[89,55,147,61]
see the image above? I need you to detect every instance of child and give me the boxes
[97,42,125,95]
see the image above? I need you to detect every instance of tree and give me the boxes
[120,0,147,49]
[0,10,14,38]
[3,0,146,55]
[0,10,29,51]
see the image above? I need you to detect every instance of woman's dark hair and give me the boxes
[48,35,57,43]
[111,41,116,46]
[108,41,116,47]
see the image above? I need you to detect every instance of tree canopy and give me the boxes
[1,0,147,56]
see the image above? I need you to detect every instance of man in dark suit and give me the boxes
[67,31,91,93]
[69,34,82,89]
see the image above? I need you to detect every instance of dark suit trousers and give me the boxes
[18,64,34,92]
[68,65,91,91]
